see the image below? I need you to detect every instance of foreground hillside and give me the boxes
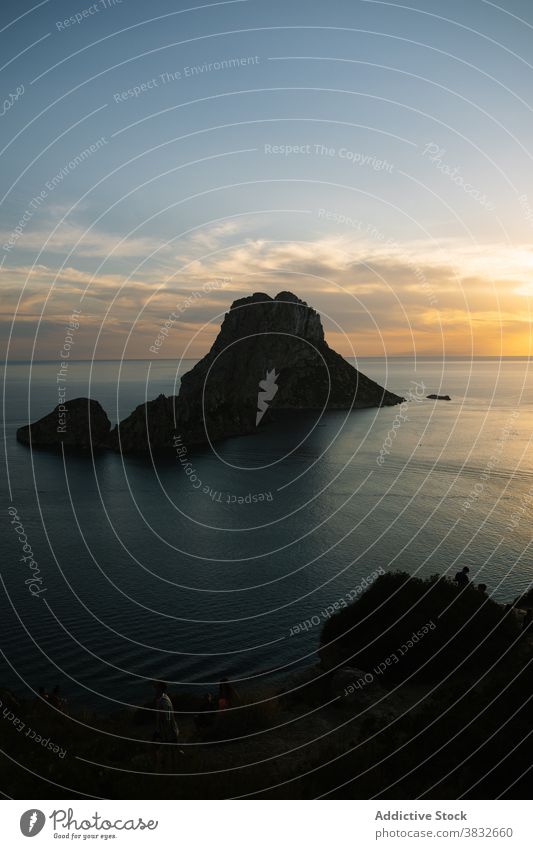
[1,573,531,799]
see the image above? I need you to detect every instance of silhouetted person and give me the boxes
[218,677,239,710]
[195,693,216,733]
[477,583,488,596]
[50,685,66,712]
[152,681,179,768]
[522,609,533,633]
[454,566,470,587]
[32,685,49,717]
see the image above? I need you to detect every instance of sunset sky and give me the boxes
[1,0,532,360]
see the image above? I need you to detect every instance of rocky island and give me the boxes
[17,291,403,454]
[16,397,111,450]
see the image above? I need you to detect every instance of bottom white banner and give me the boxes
[0,800,531,847]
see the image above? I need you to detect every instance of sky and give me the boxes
[1,0,533,359]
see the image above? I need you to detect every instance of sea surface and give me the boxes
[1,357,532,711]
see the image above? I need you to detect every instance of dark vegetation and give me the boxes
[320,571,519,681]
[1,572,531,799]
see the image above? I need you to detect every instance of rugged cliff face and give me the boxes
[108,394,180,454]
[173,291,402,447]
[17,291,403,453]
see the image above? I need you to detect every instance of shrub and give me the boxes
[320,571,520,682]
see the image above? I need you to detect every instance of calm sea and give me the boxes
[1,358,532,710]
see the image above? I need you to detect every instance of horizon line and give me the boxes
[5,355,533,363]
